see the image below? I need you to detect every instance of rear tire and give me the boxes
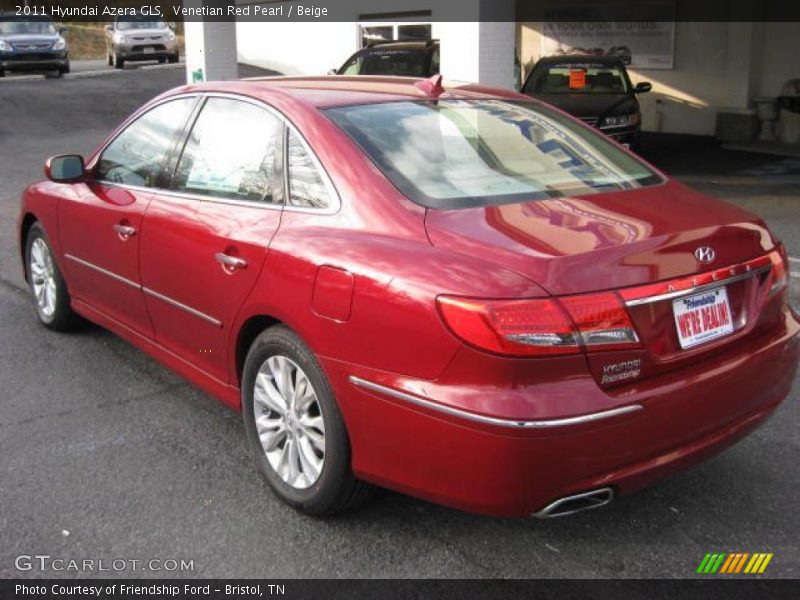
[242,325,373,515]
[0,69,5,78]
[24,223,79,331]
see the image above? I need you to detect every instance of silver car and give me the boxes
[104,16,178,69]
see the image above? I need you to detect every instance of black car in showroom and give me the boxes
[336,40,439,77]
[0,14,69,77]
[522,55,650,148]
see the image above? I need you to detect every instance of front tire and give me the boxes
[168,53,179,64]
[242,325,372,515]
[25,223,78,331]
[113,52,124,69]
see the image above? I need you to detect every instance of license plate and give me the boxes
[143,47,154,54]
[673,287,734,349]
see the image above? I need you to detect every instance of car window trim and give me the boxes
[92,95,202,190]
[89,92,341,215]
[165,95,285,207]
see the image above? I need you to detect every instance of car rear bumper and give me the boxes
[325,307,799,517]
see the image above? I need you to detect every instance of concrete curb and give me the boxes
[0,62,183,83]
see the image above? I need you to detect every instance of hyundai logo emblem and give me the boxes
[694,246,716,263]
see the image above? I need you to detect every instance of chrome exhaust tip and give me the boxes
[532,487,614,519]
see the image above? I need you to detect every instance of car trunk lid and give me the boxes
[425,180,783,385]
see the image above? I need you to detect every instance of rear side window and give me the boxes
[172,98,283,203]
[326,99,662,209]
[287,130,332,209]
[96,98,195,188]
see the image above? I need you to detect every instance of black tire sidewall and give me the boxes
[241,326,352,514]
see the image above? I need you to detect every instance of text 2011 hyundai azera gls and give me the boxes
[18,76,799,518]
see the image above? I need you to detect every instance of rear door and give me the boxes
[59,97,197,336]
[138,96,284,383]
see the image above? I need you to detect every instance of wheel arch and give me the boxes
[234,314,282,388]
[19,212,39,282]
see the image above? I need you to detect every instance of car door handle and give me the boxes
[113,224,136,240]
[215,252,247,270]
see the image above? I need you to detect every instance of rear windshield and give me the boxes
[341,49,429,77]
[525,63,629,95]
[325,99,661,209]
[0,18,56,35]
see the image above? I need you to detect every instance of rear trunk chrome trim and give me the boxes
[349,376,643,429]
[624,264,771,307]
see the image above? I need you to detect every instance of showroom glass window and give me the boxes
[96,98,195,188]
[172,98,282,203]
[287,130,332,209]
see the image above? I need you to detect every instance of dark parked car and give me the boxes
[104,15,179,69]
[335,40,439,77]
[523,55,651,148]
[0,14,69,77]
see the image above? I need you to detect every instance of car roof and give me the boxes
[537,55,624,66]
[361,40,438,51]
[174,75,529,109]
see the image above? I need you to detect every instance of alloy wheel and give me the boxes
[253,355,326,489]
[29,238,57,318]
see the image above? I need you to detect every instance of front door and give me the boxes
[59,97,197,336]
[139,96,285,383]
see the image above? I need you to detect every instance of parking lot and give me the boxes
[0,67,798,579]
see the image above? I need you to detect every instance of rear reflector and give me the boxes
[437,293,641,357]
[768,249,789,298]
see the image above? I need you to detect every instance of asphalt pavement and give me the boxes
[0,65,798,579]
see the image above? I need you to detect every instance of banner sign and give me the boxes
[541,1,676,69]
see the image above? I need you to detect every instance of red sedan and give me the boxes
[17,75,799,518]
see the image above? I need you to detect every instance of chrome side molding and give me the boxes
[63,253,222,327]
[349,376,643,430]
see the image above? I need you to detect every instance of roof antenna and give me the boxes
[414,74,445,98]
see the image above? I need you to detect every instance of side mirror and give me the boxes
[104,25,113,33]
[634,81,652,94]
[168,22,176,31]
[327,68,338,76]
[45,155,85,183]
[59,27,69,35]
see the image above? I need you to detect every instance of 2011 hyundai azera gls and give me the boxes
[18,75,799,518]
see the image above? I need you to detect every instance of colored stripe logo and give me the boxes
[697,553,773,574]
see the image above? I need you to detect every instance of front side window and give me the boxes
[326,99,661,209]
[172,98,282,203]
[287,130,332,209]
[96,98,195,188]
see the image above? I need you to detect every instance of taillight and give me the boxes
[436,297,580,356]
[768,249,789,299]
[560,292,640,351]
[437,293,640,357]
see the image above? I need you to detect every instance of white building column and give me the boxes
[435,0,515,89]
[183,1,238,83]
